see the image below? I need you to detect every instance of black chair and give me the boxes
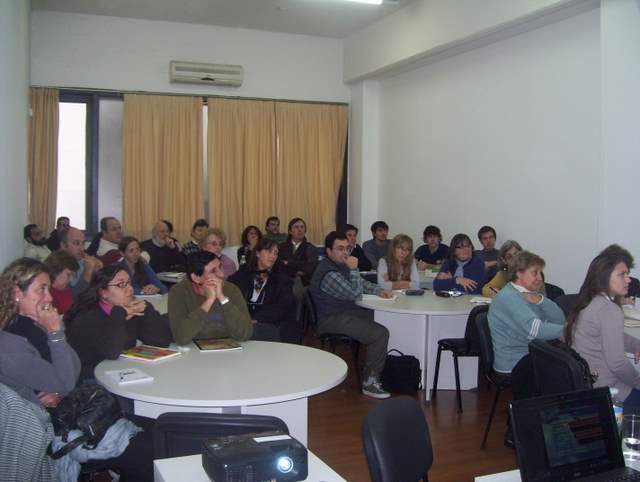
[431,304,489,413]
[629,277,640,298]
[302,290,361,387]
[544,282,565,301]
[528,339,594,396]
[475,310,511,449]
[362,396,433,482]
[554,293,579,317]
[153,412,289,459]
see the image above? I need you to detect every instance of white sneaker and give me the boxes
[362,380,390,399]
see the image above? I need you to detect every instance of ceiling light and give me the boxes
[344,0,384,5]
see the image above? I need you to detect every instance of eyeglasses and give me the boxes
[108,280,132,289]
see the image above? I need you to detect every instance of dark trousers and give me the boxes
[318,307,389,381]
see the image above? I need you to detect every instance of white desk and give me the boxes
[95,341,347,445]
[475,470,520,481]
[357,293,477,401]
[154,450,346,482]
[135,293,168,315]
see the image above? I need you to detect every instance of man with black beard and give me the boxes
[23,224,51,262]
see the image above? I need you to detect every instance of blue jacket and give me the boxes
[433,255,487,294]
[114,260,168,295]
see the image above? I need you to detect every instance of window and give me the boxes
[56,102,87,229]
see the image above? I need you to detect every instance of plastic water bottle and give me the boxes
[611,387,624,432]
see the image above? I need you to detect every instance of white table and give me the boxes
[95,341,347,445]
[154,450,346,482]
[357,293,477,401]
[474,470,520,481]
[135,293,168,314]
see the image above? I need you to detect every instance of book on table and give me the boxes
[105,368,154,385]
[194,338,243,352]
[120,345,181,362]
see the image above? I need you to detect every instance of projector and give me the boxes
[201,430,308,482]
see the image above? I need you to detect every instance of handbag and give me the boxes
[48,379,123,459]
[380,349,422,394]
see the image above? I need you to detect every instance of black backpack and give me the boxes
[381,349,422,394]
[48,379,122,459]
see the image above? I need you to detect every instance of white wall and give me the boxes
[31,11,349,103]
[374,9,601,292]
[0,1,30,267]
[598,0,640,259]
[343,0,594,82]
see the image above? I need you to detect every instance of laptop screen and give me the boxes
[511,387,623,482]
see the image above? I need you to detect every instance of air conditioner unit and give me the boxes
[169,61,243,87]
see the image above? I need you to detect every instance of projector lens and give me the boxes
[276,456,294,473]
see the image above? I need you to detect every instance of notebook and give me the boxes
[511,387,640,481]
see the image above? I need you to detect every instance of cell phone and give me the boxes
[435,291,451,298]
[405,289,425,296]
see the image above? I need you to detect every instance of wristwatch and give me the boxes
[219,296,230,305]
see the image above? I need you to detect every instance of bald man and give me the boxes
[140,221,186,274]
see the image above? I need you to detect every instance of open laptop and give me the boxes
[511,387,640,481]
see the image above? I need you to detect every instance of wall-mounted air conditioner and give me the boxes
[169,61,243,87]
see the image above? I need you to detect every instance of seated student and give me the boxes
[237,225,262,267]
[475,225,499,280]
[488,251,564,400]
[278,217,318,287]
[168,251,253,345]
[182,218,209,257]
[229,238,300,343]
[433,233,487,294]
[44,250,79,315]
[567,245,640,414]
[23,224,51,262]
[309,231,393,399]
[0,259,155,482]
[87,217,124,265]
[45,216,70,252]
[140,220,185,274]
[414,225,449,270]
[377,234,420,290]
[343,224,372,271]
[59,226,103,300]
[482,240,523,298]
[65,265,172,379]
[115,237,168,295]
[362,221,391,268]
[264,216,287,244]
[200,228,237,279]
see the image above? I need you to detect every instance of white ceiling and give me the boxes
[32,0,417,39]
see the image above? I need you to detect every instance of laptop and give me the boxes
[511,387,640,481]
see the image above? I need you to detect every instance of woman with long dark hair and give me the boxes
[65,265,172,379]
[237,225,262,267]
[228,238,299,343]
[115,236,167,295]
[433,233,487,294]
[567,244,640,413]
[377,234,420,290]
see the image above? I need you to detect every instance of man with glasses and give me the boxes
[309,231,393,399]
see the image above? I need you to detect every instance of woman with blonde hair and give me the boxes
[200,227,237,279]
[377,234,420,290]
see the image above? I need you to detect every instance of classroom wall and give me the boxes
[30,11,350,103]
[0,1,30,267]
[369,8,602,292]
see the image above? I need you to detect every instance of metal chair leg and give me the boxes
[453,354,462,414]
[481,385,502,449]
[431,345,443,399]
